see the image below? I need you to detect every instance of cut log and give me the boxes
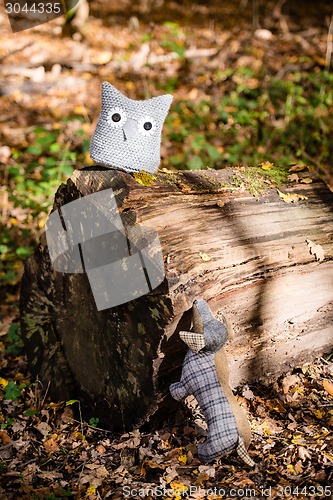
[20,167,333,431]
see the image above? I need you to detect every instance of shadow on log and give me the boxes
[20,167,333,431]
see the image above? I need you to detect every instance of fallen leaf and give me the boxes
[281,374,300,394]
[198,465,215,478]
[323,379,333,397]
[288,173,299,183]
[35,422,52,438]
[91,51,112,65]
[169,481,188,496]
[133,171,156,186]
[43,438,59,453]
[242,385,255,400]
[277,190,308,203]
[0,430,11,445]
[288,164,308,172]
[178,451,188,464]
[312,409,324,419]
[0,377,8,388]
[323,452,333,463]
[298,446,311,461]
[0,146,11,163]
[300,177,313,184]
[294,460,303,474]
[306,239,325,262]
[199,252,211,261]
[260,161,274,171]
[265,398,286,413]
[37,471,63,480]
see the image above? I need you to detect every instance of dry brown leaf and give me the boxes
[282,374,300,394]
[35,422,52,437]
[288,173,299,182]
[96,444,106,454]
[306,239,325,262]
[265,398,286,413]
[80,465,108,488]
[43,438,59,453]
[242,385,255,400]
[0,430,11,445]
[300,177,313,184]
[323,379,333,397]
[37,471,63,480]
[294,460,303,474]
[198,465,215,477]
[298,446,311,461]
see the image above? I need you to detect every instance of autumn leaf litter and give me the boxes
[1,345,333,499]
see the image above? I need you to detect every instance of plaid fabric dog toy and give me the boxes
[170,298,254,466]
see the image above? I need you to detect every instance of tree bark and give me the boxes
[20,167,333,431]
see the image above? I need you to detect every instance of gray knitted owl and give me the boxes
[170,298,254,466]
[90,82,173,173]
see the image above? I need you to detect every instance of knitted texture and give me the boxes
[90,82,173,173]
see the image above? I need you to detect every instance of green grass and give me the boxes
[164,67,333,172]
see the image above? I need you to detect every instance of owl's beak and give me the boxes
[123,118,137,141]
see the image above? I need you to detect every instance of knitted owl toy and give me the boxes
[90,82,173,173]
[46,84,172,311]
[170,299,254,466]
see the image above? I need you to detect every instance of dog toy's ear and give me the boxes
[192,298,228,352]
[179,331,205,352]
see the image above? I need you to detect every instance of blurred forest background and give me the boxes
[0,1,333,498]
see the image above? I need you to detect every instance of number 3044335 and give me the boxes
[5,3,62,14]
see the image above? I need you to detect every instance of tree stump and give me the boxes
[20,167,333,431]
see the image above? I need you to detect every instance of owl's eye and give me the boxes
[138,116,157,136]
[107,107,127,128]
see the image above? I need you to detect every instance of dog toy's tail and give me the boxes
[237,436,255,467]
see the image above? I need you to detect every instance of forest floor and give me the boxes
[0,0,333,498]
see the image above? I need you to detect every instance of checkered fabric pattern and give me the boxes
[170,349,239,462]
[237,436,255,467]
[179,331,205,353]
[170,298,253,465]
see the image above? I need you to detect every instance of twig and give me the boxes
[0,42,34,63]
[325,13,333,70]
[41,380,51,407]
[77,458,87,486]
[64,416,113,434]
[78,401,84,437]
[0,443,13,452]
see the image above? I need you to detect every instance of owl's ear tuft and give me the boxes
[101,82,124,105]
[154,94,173,119]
